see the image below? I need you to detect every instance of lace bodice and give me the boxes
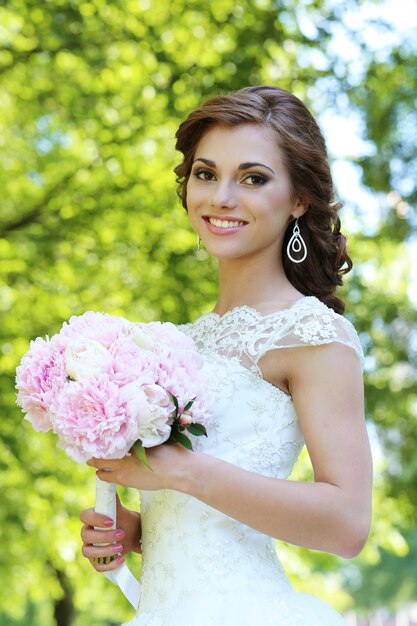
[181,296,363,376]
[125,297,362,625]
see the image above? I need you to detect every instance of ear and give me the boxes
[291,197,308,220]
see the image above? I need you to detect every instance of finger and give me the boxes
[88,457,119,469]
[79,508,114,528]
[86,457,105,468]
[81,527,125,545]
[90,555,125,573]
[87,457,115,468]
[96,469,114,483]
[82,542,124,559]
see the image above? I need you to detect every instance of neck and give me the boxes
[214,249,301,315]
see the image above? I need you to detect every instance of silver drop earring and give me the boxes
[286,218,307,263]
[195,235,207,261]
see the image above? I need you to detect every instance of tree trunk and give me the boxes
[53,568,76,626]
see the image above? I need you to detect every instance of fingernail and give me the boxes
[112,544,123,552]
[115,530,125,539]
[116,556,125,564]
[103,519,114,527]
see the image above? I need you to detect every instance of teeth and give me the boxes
[208,218,245,229]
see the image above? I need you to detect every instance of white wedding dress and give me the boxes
[124,296,363,626]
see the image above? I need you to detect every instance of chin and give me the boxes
[205,247,248,261]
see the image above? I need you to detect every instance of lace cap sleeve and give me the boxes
[254,297,364,369]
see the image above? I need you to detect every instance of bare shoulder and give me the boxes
[259,339,362,396]
[257,297,363,394]
[288,339,363,389]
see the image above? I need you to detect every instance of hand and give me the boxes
[80,494,141,572]
[87,442,196,492]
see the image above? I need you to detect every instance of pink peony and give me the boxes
[109,335,158,387]
[155,342,207,417]
[16,335,68,432]
[53,377,140,462]
[145,321,198,353]
[60,311,129,348]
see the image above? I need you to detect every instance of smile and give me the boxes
[207,217,246,229]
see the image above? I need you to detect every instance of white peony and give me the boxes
[65,339,112,381]
[126,325,156,351]
[121,382,175,448]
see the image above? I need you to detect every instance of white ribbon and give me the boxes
[95,476,141,610]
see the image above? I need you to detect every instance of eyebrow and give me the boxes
[192,158,275,175]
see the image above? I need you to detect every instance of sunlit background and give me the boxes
[0,1,416,625]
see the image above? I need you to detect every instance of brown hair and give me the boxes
[174,85,352,314]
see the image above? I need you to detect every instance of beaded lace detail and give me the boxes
[123,297,359,625]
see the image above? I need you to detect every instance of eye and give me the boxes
[193,169,216,182]
[241,173,268,186]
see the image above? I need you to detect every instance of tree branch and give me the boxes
[0,171,77,236]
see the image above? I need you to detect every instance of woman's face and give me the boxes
[186,123,305,262]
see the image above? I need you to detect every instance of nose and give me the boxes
[210,180,238,210]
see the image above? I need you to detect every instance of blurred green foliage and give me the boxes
[0,0,416,624]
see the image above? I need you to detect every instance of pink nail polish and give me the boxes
[103,519,114,527]
[116,556,125,564]
[112,544,123,552]
[115,530,125,539]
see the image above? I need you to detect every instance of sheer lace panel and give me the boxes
[181,296,364,377]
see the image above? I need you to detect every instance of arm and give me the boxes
[91,342,372,559]
[179,343,372,557]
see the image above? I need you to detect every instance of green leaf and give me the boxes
[183,397,196,412]
[170,431,193,450]
[132,441,152,470]
[186,423,208,437]
[170,393,179,413]
[170,421,181,436]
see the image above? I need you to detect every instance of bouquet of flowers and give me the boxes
[16,310,209,460]
[15,311,209,606]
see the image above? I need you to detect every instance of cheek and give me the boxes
[185,180,193,208]
[185,181,205,211]
[184,184,201,230]
[275,177,292,198]
[266,182,293,211]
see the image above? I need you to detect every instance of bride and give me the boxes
[80,85,372,625]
